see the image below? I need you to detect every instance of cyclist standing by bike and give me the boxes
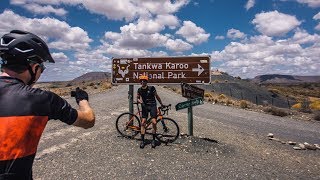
[137,75,164,149]
[0,30,95,179]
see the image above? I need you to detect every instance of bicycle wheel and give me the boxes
[116,112,141,138]
[156,117,180,143]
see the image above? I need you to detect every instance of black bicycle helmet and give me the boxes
[0,30,55,65]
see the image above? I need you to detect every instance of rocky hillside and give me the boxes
[72,72,111,82]
[251,74,320,84]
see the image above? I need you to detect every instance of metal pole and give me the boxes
[128,85,134,114]
[188,99,193,136]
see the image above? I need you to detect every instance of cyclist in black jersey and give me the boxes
[137,75,164,149]
[0,30,95,179]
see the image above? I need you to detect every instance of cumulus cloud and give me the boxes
[0,10,92,52]
[22,3,67,16]
[210,33,320,78]
[215,35,225,40]
[227,29,246,39]
[252,11,301,36]
[176,21,210,44]
[297,0,320,8]
[245,0,255,10]
[10,0,190,21]
[313,12,320,31]
[165,39,193,52]
[51,52,69,62]
[290,29,320,44]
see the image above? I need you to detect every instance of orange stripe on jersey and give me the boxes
[0,116,48,161]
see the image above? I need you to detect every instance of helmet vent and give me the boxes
[1,37,15,45]
[15,42,32,51]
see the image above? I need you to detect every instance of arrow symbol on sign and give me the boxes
[192,64,204,76]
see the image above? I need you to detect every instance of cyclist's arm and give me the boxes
[155,91,164,106]
[137,92,143,104]
[72,100,95,129]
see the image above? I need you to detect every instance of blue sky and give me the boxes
[0,0,319,81]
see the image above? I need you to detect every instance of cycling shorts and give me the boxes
[141,104,157,119]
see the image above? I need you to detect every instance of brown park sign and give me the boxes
[112,56,211,84]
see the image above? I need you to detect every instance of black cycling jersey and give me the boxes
[0,76,78,179]
[137,86,157,105]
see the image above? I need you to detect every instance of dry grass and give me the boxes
[314,111,320,121]
[263,107,289,117]
[239,100,248,109]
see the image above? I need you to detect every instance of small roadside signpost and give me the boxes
[176,83,205,136]
[175,97,204,111]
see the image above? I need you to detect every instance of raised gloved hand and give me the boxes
[71,87,89,105]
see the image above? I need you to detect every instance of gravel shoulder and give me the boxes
[33,85,320,180]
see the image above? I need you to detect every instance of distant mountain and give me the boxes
[251,74,320,84]
[72,72,111,82]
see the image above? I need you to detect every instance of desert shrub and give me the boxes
[268,88,281,94]
[89,82,95,86]
[264,107,288,117]
[299,99,312,113]
[93,86,98,89]
[65,83,72,87]
[226,99,232,106]
[224,80,228,83]
[310,100,320,110]
[240,100,248,109]
[102,83,112,90]
[314,111,320,121]
[49,85,58,88]
[292,103,301,109]
[213,80,219,83]
[204,92,213,98]
[96,82,101,86]
[218,94,226,99]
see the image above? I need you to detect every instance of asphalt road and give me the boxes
[33,85,320,180]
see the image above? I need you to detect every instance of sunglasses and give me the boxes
[140,80,148,83]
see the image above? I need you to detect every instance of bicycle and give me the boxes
[116,102,180,144]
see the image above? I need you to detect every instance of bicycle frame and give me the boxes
[127,103,168,132]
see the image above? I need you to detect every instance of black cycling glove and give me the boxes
[71,87,89,105]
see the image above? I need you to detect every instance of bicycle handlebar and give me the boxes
[159,104,171,115]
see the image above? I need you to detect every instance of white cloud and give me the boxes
[245,0,255,10]
[10,0,190,22]
[23,3,67,16]
[227,29,246,39]
[102,17,192,53]
[210,34,320,78]
[215,35,225,40]
[313,12,320,31]
[165,39,193,52]
[290,29,320,44]
[297,0,320,8]
[0,10,92,52]
[176,21,210,44]
[52,52,69,62]
[313,12,320,20]
[252,11,301,36]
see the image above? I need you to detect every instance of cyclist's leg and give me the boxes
[140,107,148,149]
[150,105,157,148]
